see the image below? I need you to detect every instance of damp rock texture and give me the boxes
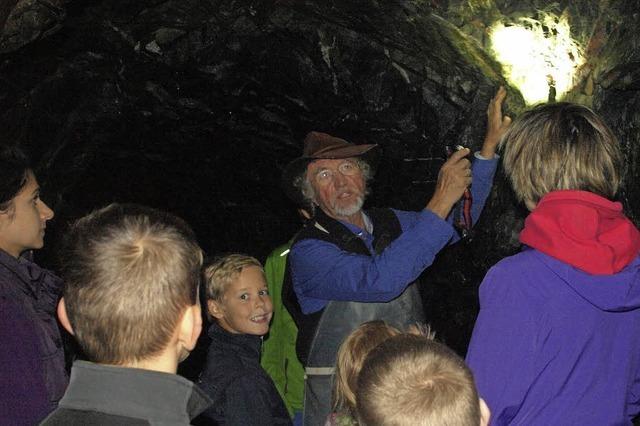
[1,0,640,356]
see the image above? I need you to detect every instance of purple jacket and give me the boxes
[466,248,640,425]
[0,250,67,425]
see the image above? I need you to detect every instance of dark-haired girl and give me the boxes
[0,145,67,424]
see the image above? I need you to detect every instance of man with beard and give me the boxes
[281,88,510,425]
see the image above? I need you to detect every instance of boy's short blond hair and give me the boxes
[202,253,263,304]
[356,334,480,426]
[61,204,203,365]
[332,321,401,416]
[502,102,622,207]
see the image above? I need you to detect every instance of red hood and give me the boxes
[520,190,640,275]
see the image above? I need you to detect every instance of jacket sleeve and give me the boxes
[468,155,499,225]
[465,264,538,425]
[290,209,454,312]
[394,156,497,241]
[0,296,51,425]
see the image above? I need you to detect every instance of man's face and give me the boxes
[306,158,366,222]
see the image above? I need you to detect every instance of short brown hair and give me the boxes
[356,334,481,426]
[202,253,263,303]
[61,204,202,365]
[332,321,401,417]
[502,102,622,207]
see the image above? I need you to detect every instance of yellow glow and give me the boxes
[489,14,585,104]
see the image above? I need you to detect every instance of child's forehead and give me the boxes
[225,265,266,289]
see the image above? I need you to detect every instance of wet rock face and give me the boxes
[0,0,66,54]
[2,0,640,355]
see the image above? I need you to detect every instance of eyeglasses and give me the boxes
[313,160,361,185]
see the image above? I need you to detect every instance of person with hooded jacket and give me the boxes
[466,102,640,425]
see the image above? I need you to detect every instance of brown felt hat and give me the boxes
[281,131,378,205]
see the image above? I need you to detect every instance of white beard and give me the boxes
[333,195,364,217]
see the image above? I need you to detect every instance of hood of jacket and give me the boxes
[520,190,640,312]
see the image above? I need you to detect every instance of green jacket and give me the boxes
[261,243,305,416]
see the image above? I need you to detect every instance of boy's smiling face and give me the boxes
[208,265,273,336]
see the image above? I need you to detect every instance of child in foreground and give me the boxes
[197,254,291,425]
[42,203,211,425]
[325,320,401,426]
[356,333,490,426]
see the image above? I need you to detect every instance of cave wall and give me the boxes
[1,0,639,354]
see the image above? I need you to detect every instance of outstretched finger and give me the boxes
[487,86,507,116]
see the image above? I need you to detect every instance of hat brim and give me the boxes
[281,144,379,206]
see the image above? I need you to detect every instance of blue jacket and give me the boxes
[0,249,67,425]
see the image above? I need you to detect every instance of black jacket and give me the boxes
[196,323,291,426]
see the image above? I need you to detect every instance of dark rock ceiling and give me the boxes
[2,0,639,354]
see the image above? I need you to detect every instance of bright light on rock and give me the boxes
[489,14,585,104]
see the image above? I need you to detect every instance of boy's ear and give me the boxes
[207,299,225,320]
[57,298,74,335]
[177,304,202,360]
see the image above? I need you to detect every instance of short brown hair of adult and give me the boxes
[61,203,203,365]
[332,321,401,417]
[502,102,622,207]
[356,334,481,426]
[202,253,263,304]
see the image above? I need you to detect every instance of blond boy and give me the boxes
[197,254,291,425]
[356,334,490,426]
[41,203,210,425]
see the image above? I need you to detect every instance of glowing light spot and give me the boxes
[489,14,585,104]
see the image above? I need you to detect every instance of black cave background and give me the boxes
[2,0,640,381]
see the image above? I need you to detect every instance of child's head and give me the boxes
[59,203,203,368]
[332,321,401,416]
[501,102,622,210]
[356,334,490,426]
[203,254,273,336]
[0,145,54,257]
